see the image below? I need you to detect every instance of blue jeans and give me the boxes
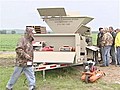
[6,66,35,90]
[117,47,120,65]
[103,46,111,66]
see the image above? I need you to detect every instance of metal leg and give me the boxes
[43,70,46,81]
[93,51,98,64]
[95,51,99,64]
[42,62,46,81]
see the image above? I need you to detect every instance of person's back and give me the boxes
[115,29,120,66]
[109,26,116,65]
[100,28,113,67]
[102,32,113,46]
[97,28,104,62]
[115,31,120,47]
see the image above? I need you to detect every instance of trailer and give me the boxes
[32,8,99,79]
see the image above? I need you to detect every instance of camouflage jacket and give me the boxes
[101,32,113,46]
[15,36,33,67]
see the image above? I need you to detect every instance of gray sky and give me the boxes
[0,0,120,31]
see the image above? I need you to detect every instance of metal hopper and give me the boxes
[37,8,94,33]
[33,7,99,74]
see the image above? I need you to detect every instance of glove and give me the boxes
[25,53,32,60]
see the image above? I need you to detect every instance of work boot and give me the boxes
[29,86,36,90]
[6,88,12,90]
[110,62,115,65]
[32,87,35,90]
[100,65,106,67]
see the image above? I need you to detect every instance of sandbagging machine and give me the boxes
[33,8,99,72]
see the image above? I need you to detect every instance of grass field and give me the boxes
[1,65,120,90]
[0,34,21,51]
[0,33,98,51]
[92,33,97,45]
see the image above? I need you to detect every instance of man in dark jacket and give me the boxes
[97,27,104,62]
[109,26,116,65]
[6,27,36,90]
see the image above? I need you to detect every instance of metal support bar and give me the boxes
[93,51,99,64]
[42,70,46,81]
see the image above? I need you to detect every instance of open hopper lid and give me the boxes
[41,17,93,33]
[37,8,94,33]
[37,8,67,16]
[76,25,91,35]
[81,17,94,25]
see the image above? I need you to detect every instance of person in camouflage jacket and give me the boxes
[15,29,34,67]
[6,27,36,90]
[100,28,113,67]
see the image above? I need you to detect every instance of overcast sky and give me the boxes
[0,0,119,31]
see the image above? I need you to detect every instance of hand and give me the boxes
[25,54,31,60]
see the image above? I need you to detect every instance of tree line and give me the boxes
[0,30,16,34]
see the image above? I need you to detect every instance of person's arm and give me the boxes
[15,38,31,60]
[97,33,100,47]
[102,34,106,44]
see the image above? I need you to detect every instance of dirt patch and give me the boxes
[0,51,15,67]
[75,64,120,84]
[0,58,14,67]
[98,65,120,84]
